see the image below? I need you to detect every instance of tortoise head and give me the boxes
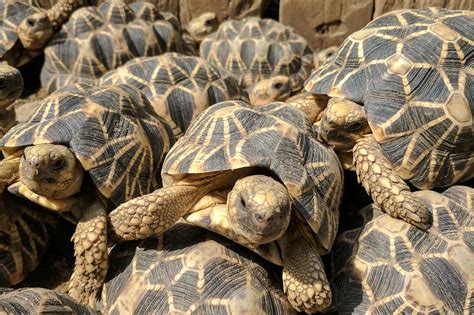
[0,63,23,109]
[247,75,291,107]
[318,98,371,152]
[20,144,83,199]
[187,12,219,44]
[227,175,291,245]
[17,12,54,50]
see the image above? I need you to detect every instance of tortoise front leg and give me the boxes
[353,135,430,229]
[108,186,203,241]
[283,228,331,313]
[68,199,108,307]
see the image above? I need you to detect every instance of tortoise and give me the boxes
[108,100,344,313]
[180,12,219,55]
[40,0,188,93]
[100,223,296,314]
[0,63,23,137]
[200,17,313,98]
[330,185,474,313]
[99,52,247,136]
[0,191,58,287]
[0,287,95,314]
[0,0,88,67]
[305,8,474,230]
[0,83,175,306]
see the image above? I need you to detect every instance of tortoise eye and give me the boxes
[51,158,65,170]
[274,83,283,89]
[346,122,364,132]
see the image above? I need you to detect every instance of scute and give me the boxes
[163,101,343,251]
[0,83,175,206]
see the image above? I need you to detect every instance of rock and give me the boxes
[279,0,373,51]
[280,0,474,52]
[179,0,270,26]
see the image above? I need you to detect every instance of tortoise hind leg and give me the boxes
[108,186,203,241]
[353,135,430,229]
[283,228,332,313]
[68,199,108,307]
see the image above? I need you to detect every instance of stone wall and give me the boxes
[280,0,473,51]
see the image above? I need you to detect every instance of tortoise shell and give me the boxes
[0,83,175,206]
[305,8,474,189]
[163,101,344,252]
[0,192,57,286]
[330,185,474,313]
[200,17,313,91]
[100,53,246,135]
[0,0,42,65]
[40,0,186,93]
[0,287,95,314]
[100,223,295,314]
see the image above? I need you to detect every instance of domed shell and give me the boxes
[40,1,186,93]
[163,101,344,251]
[99,53,246,134]
[0,83,175,206]
[330,185,474,313]
[200,17,313,91]
[100,223,295,314]
[305,8,474,189]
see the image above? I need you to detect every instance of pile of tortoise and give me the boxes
[0,3,472,314]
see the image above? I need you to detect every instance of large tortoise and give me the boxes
[0,83,175,305]
[108,100,344,313]
[100,223,296,314]
[0,0,88,67]
[330,185,473,313]
[0,287,95,314]
[200,17,313,99]
[40,0,188,93]
[305,8,474,230]
[99,53,246,136]
[0,191,58,287]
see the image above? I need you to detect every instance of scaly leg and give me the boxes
[108,186,203,241]
[283,227,331,313]
[353,135,429,229]
[68,199,108,307]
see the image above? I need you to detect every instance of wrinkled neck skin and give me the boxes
[0,108,16,138]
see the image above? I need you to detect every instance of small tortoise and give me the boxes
[40,0,187,93]
[0,0,88,67]
[99,53,246,136]
[0,287,95,314]
[200,17,313,97]
[0,191,58,287]
[0,83,175,305]
[305,8,474,230]
[330,185,473,313]
[108,101,344,313]
[100,223,296,314]
[0,63,23,137]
